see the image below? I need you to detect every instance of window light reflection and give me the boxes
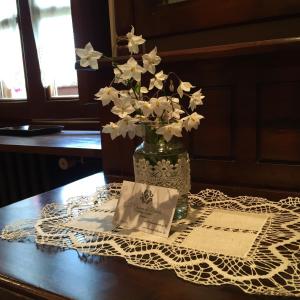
[59,173,107,203]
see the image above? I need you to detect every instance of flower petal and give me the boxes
[85,42,93,52]
[80,58,89,67]
[89,58,99,70]
[75,48,87,58]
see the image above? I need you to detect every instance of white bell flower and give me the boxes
[113,68,124,83]
[134,125,144,137]
[137,101,153,117]
[171,108,185,120]
[119,57,145,82]
[149,71,168,90]
[94,86,119,106]
[189,89,205,111]
[76,42,102,70]
[158,96,172,111]
[113,63,131,83]
[117,116,138,138]
[126,26,145,54]
[182,112,204,131]
[170,97,181,110]
[142,47,161,74]
[102,122,120,140]
[119,90,131,98]
[114,63,129,82]
[111,98,135,118]
[118,90,137,106]
[156,123,183,142]
[177,81,195,98]
[150,97,171,117]
[89,26,206,142]
[127,129,137,139]
[140,86,148,94]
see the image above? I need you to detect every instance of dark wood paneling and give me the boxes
[114,1,300,54]
[100,39,300,196]
[131,0,300,38]
[190,86,234,159]
[260,129,300,163]
[114,0,134,36]
[258,81,300,162]
[147,18,300,52]
[101,134,138,177]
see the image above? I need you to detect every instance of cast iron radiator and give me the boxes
[0,152,50,206]
[0,152,102,207]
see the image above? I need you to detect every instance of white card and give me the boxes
[113,181,179,238]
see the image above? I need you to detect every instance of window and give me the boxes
[0,0,78,100]
[0,0,111,128]
[0,0,27,99]
[30,0,78,97]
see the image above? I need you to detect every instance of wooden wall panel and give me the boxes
[189,86,233,159]
[128,0,300,37]
[102,1,300,198]
[114,0,300,54]
[260,129,300,163]
[100,43,300,197]
[258,81,300,162]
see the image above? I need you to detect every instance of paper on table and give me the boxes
[113,181,179,238]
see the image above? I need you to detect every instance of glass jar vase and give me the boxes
[133,125,190,220]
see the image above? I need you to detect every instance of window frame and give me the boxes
[0,0,112,129]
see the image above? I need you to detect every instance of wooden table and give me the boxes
[0,130,102,158]
[0,173,285,300]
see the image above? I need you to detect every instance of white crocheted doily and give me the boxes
[1,184,299,297]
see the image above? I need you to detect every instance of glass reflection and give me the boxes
[59,173,107,203]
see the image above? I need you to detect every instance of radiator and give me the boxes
[0,153,50,206]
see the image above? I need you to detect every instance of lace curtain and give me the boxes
[0,0,27,99]
[29,0,78,96]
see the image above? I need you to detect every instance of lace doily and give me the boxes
[1,184,300,297]
[133,157,191,195]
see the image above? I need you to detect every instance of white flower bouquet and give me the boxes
[76,26,205,142]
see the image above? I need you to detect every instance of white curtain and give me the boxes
[0,0,27,99]
[29,0,78,96]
